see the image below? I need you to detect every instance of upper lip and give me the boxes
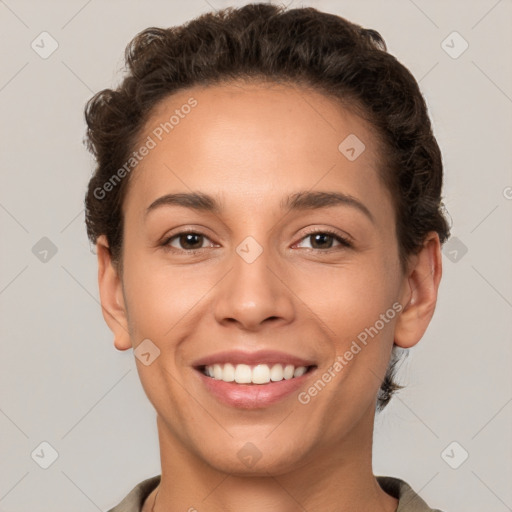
[192,350,316,368]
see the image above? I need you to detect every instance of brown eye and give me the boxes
[176,233,205,250]
[295,230,353,251]
[309,233,335,249]
[162,232,213,252]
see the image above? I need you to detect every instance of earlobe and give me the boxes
[96,235,132,351]
[394,232,443,349]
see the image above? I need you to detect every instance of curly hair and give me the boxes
[83,3,451,411]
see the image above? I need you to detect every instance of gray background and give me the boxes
[0,0,511,511]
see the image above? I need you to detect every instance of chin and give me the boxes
[196,437,313,477]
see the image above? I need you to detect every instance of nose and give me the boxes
[212,243,295,332]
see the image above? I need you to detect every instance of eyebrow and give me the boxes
[144,190,375,224]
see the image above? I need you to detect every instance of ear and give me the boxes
[96,235,132,351]
[394,231,443,349]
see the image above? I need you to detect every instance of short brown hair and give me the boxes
[83,3,451,411]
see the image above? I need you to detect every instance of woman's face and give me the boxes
[102,80,414,474]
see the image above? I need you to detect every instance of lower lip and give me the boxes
[195,368,316,409]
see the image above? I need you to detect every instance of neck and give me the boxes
[151,405,398,512]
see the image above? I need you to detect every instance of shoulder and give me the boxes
[376,475,446,512]
[105,475,161,512]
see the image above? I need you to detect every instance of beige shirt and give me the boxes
[106,474,445,511]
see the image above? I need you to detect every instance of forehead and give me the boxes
[123,80,393,223]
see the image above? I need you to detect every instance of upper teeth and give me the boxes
[204,363,308,384]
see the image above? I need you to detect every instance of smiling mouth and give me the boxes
[197,363,317,385]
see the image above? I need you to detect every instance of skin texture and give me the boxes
[96,80,442,512]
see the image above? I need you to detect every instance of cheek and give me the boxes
[123,228,400,351]
[122,248,209,337]
[297,257,398,381]
[297,255,395,330]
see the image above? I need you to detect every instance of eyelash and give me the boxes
[160,228,353,255]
